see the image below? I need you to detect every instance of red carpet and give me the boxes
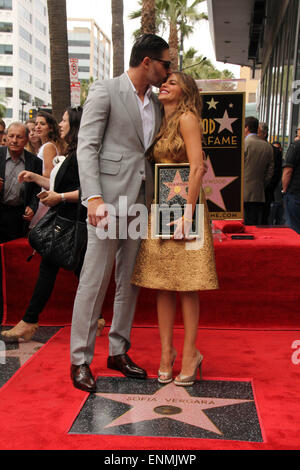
[2,227,300,329]
[0,326,300,450]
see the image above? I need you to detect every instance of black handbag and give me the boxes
[28,198,87,271]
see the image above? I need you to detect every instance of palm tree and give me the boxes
[47,0,70,122]
[80,77,95,105]
[111,0,124,77]
[182,48,235,84]
[129,0,207,70]
[141,0,156,34]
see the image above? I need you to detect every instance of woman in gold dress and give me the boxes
[131,72,218,386]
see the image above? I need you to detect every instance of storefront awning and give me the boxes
[207,0,265,67]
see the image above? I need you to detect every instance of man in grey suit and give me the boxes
[243,116,274,225]
[70,34,171,392]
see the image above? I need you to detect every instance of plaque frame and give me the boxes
[153,163,203,239]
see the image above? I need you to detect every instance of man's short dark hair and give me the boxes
[245,116,259,134]
[129,34,169,67]
[0,118,5,129]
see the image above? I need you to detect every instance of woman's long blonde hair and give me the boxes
[150,72,203,160]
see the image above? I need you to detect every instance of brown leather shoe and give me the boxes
[107,353,147,379]
[70,363,97,393]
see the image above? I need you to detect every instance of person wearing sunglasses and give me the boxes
[70,34,171,393]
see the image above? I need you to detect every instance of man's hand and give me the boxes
[0,177,4,191]
[18,170,36,183]
[88,198,109,228]
[23,206,34,221]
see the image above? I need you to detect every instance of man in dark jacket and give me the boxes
[0,122,42,242]
[282,139,300,234]
[258,122,283,224]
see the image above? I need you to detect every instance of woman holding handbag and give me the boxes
[1,106,105,342]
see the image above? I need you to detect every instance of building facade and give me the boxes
[207,0,300,152]
[67,18,111,83]
[0,0,51,125]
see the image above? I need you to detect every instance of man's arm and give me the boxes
[282,141,300,192]
[282,167,293,192]
[77,80,110,203]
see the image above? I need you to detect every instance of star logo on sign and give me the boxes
[163,170,189,202]
[214,110,238,134]
[206,98,219,110]
[96,382,252,435]
[202,156,238,211]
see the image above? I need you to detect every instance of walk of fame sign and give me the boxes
[201,92,245,219]
[69,378,263,442]
[153,163,204,238]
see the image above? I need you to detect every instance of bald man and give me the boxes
[0,122,42,242]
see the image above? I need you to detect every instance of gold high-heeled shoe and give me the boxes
[96,318,105,337]
[158,350,177,384]
[1,320,39,342]
[174,351,203,386]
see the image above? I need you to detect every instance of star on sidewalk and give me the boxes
[214,110,238,134]
[96,382,252,435]
[202,156,238,211]
[163,170,189,202]
[0,340,43,366]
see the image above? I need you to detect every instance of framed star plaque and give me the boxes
[153,163,203,238]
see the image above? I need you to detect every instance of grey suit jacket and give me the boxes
[77,73,162,214]
[243,134,274,202]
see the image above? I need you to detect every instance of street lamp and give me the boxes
[21,101,27,122]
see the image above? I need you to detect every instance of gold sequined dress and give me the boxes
[131,136,219,292]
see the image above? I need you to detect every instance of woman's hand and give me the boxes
[18,170,36,183]
[39,190,62,207]
[168,216,193,240]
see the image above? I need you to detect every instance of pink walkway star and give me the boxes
[96,382,252,435]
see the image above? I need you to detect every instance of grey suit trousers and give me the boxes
[70,184,145,365]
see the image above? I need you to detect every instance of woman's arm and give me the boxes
[180,112,205,216]
[171,112,204,239]
[42,142,57,177]
[39,189,80,207]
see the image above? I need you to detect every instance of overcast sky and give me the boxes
[66,0,240,77]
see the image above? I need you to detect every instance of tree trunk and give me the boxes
[169,20,179,71]
[111,0,124,77]
[141,0,156,34]
[47,0,70,122]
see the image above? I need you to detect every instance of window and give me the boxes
[0,22,13,32]
[0,0,12,10]
[0,66,13,76]
[19,90,31,103]
[35,18,46,35]
[20,69,32,84]
[35,39,46,55]
[5,108,13,118]
[78,66,90,73]
[0,44,13,55]
[19,4,32,23]
[19,26,32,44]
[68,40,90,48]
[0,87,13,98]
[19,48,32,64]
[35,79,46,91]
[35,58,46,73]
